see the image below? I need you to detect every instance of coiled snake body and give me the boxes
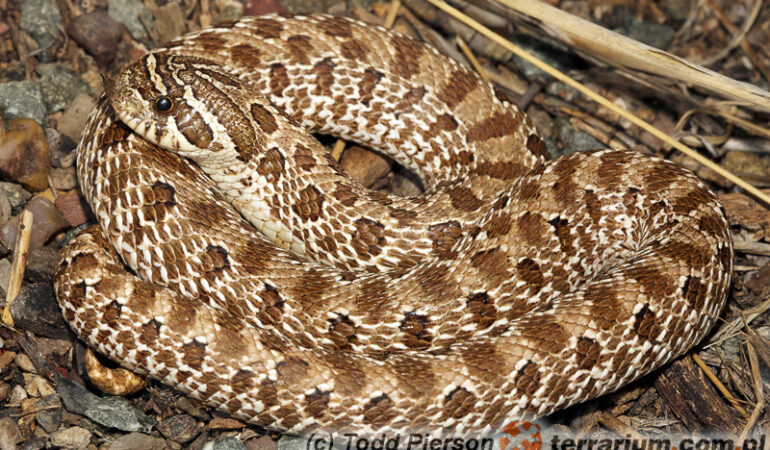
[54,14,733,437]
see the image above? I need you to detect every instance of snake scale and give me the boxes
[54,14,734,437]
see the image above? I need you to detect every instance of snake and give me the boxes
[53,14,734,437]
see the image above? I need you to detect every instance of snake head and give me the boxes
[105,53,268,164]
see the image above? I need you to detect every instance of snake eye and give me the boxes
[155,97,174,113]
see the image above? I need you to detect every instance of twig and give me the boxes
[1,209,34,327]
[736,342,764,445]
[692,353,750,419]
[455,36,488,82]
[384,0,402,29]
[422,0,770,206]
[733,240,770,256]
[331,139,346,161]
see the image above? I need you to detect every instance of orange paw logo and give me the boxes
[499,421,542,450]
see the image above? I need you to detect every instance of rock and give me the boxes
[67,12,125,66]
[157,414,202,444]
[0,118,51,192]
[55,373,100,416]
[340,146,392,188]
[55,192,94,227]
[243,0,287,15]
[0,351,15,373]
[45,127,76,168]
[0,196,69,250]
[11,282,71,339]
[57,93,96,143]
[50,166,78,190]
[108,0,155,41]
[24,246,58,284]
[36,64,91,113]
[0,417,21,450]
[0,81,46,126]
[0,381,9,402]
[213,437,248,450]
[19,0,62,62]
[109,432,171,450]
[149,1,186,45]
[8,384,28,404]
[0,191,10,226]
[0,182,31,215]
[246,435,277,450]
[84,396,157,433]
[0,259,11,297]
[23,373,56,397]
[34,394,62,433]
[15,353,35,372]
[216,3,244,24]
[50,426,92,449]
[276,435,305,450]
[614,17,675,50]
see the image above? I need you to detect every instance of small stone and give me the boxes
[0,193,10,227]
[0,259,10,296]
[109,432,170,450]
[157,414,202,444]
[10,282,72,339]
[24,246,58,284]
[149,1,186,45]
[57,93,96,143]
[85,396,157,433]
[0,182,32,215]
[0,417,21,450]
[45,127,76,168]
[36,63,91,113]
[34,394,62,433]
[67,12,125,66]
[0,381,9,402]
[15,353,36,372]
[0,118,51,192]
[108,0,155,41]
[50,426,91,449]
[276,435,305,450]
[19,0,62,62]
[0,196,69,251]
[8,384,28,404]
[207,417,246,430]
[55,192,94,227]
[215,3,244,24]
[23,373,56,397]
[0,351,15,373]
[55,373,100,416]
[340,146,392,188]
[213,437,248,450]
[0,81,46,126]
[246,435,277,450]
[243,0,287,15]
[50,167,78,190]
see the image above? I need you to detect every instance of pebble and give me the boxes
[0,260,10,296]
[0,351,15,373]
[15,353,35,372]
[55,192,94,227]
[0,196,69,251]
[0,192,10,225]
[50,166,78,190]
[150,1,186,45]
[34,394,63,433]
[157,414,202,444]
[0,182,31,215]
[57,93,96,143]
[340,146,392,188]
[84,396,157,433]
[45,127,76,168]
[24,246,59,284]
[0,81,47,126]
[276,435,305,450]
[36,63,91,113]
[108,0,155,41]
[0,417,21,450]
[0,118,51,192]
[11,282,72,339]
[49,426,92,449]
[243,0,287,15]
[246,435,277,450]
[55,373,100,416]
[19,0,62,62]
[109,432,171,450]
[67,12,125,66]
[212,437,248,450]
[8,384,28,405]
[0,381,9,402]
[23,373,56,397]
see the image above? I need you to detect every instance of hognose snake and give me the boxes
[53,14,734,437]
